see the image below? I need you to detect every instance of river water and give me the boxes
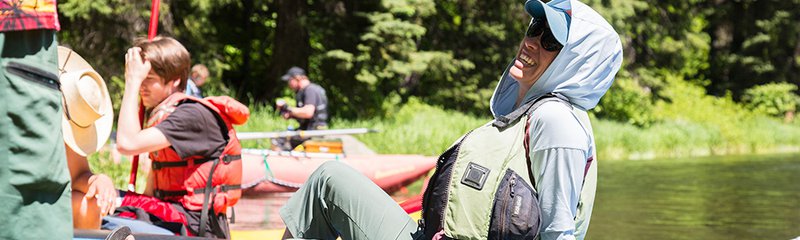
[586,153,800,239]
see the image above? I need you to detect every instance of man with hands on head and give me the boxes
[115,36,244,238]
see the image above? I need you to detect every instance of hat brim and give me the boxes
[525,0,570,45]
[58,46,114,156]
[58,46,93,75]
[62,102,113,157]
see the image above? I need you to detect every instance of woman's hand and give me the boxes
[85,174,118,216]
[124,47,151,89]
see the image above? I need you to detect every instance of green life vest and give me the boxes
[421,93,573,239]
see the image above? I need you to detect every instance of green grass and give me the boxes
[333,99,490,156]
[237,98,490,156]
[87,150,148,191]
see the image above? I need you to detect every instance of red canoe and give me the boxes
[240,150,436,195]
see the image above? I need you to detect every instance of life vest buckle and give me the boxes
[222,154,241,164]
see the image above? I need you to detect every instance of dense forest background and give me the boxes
[57,0,799,125]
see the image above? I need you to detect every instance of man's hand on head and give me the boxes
[124,47,151,89]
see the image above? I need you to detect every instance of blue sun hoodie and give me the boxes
[489,0,623,239]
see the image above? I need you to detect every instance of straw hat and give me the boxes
[58,46,114,157]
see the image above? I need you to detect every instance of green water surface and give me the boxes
[586,153,800,239]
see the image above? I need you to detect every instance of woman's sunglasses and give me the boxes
[525,19,563,52]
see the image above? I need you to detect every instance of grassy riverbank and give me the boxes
[594,117,800,160]
[238,97,800,161]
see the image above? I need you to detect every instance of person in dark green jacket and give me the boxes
[0,1,72,239]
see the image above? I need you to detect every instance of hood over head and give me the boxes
[490,0,623,117]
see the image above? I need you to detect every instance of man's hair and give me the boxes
[191,64,210,85]
[134,36,191,91]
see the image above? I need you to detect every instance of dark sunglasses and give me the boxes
[525,18,563,52]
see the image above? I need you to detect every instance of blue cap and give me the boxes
[525,0,571,45]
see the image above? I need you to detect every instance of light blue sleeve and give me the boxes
[531,147,587,240]
[527,102,591,240]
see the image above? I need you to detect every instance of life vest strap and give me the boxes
[222,154,241,163]
[193,184,242,194]
[152,154,242,170]
[153,184,241,199]
[153,189,188,199]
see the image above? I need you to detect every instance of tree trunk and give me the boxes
[269,0,311,99]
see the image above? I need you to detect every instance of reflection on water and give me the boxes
[587,153,800,240]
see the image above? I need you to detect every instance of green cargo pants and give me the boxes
[0,29,72,240]
[280,161,423,240]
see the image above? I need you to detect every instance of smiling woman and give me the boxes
[276,0,623,239]
[509,19,563,107]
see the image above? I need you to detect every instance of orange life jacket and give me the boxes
[144,92,249,215]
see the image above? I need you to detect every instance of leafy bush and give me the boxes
[742,82,799,118]
[593,73,800,160]
[595,70,659,127]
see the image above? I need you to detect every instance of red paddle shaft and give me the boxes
[127,106,144,192]
[130,0,160,191]
[148,0,160,41]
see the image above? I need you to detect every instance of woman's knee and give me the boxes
[307,161,357,189]
[71,190,101,229]
[311,161,349,179]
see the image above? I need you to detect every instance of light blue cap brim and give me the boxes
[524,0,570,45]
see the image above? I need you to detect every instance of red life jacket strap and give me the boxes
[152,154,241,170]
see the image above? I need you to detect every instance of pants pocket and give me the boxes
[3,60,68,190]
[488,169,541,240]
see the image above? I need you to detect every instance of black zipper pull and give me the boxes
[510,174,516,198]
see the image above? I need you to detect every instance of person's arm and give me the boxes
[67,146,93,194]
[531,148,586,240]
[116,47,171,155]
[527,102,591,240]
[143,170,155,196]
[287,104,315,119]
[66,145,117,216]
[288,86,323,120]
